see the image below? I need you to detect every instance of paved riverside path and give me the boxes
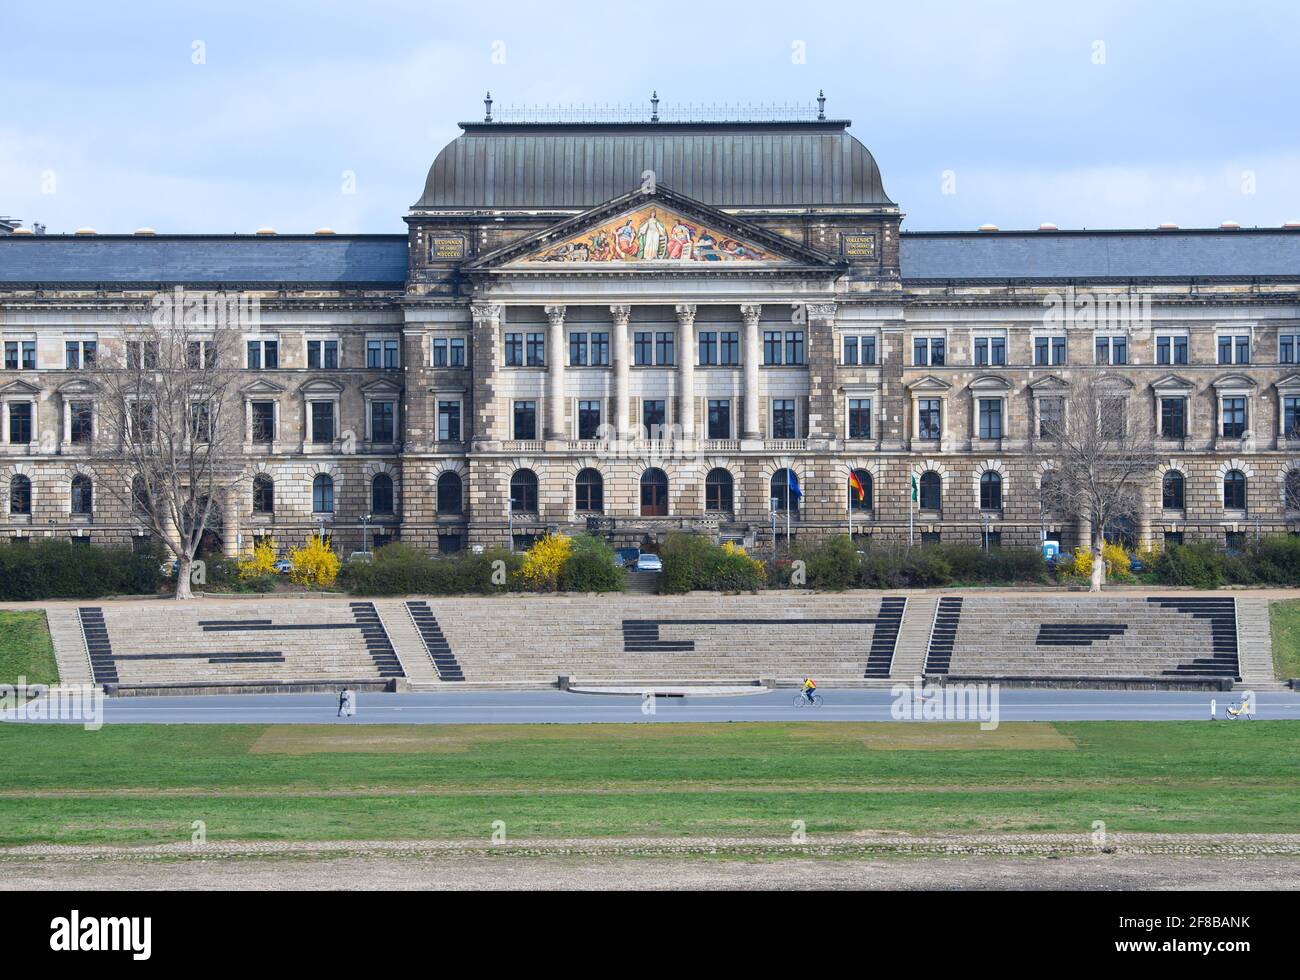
[8,687,1300,725]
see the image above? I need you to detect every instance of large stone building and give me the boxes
[3,108,1300,558]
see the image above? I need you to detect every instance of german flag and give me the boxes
[848,470,866,502]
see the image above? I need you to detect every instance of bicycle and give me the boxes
[793,691,823,707]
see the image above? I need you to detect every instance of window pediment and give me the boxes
[906,375,952,393]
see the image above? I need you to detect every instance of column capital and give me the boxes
[470,303,503,321]
[739,303,763,323]
[609,304,632,321]
[544,304,567,324]
[674,304,697,324]
[806,302,839,320]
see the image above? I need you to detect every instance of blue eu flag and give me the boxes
[787,469,803,500]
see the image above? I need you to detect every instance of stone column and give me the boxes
[740,304,762,440]
[470,303,503,451]
[675,304,696,440]
[545,304,566,440]
[610,305,631,438]
[222,485,240,559]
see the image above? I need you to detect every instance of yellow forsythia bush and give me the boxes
[289,535,341,588]
[1071,543,1131,578]
[238,537,277,580]
[521,532,572,591]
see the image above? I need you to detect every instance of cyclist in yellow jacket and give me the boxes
[802,677,817,704]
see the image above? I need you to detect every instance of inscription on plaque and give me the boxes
[842,233,877,258]
[429,236,466,261]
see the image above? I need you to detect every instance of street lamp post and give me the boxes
[508,497,516,553]
[360,513,372,555]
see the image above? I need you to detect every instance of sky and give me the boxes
[2,0,1299,235]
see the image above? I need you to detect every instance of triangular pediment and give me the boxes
[1151,373,1195,392]
[1276,373,1300,393]
[467,185,842,271]
[360,378,403,396]
[240,378,287,396]
[0,379,41,396]
[906,375,952,393]
[1027,374,1070,392]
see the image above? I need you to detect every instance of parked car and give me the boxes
[635,553,662,573]
[614,547,641,568]
[272,558,294,575]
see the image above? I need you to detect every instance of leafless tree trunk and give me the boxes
[1038,373,1160,592]
[89,290,250,598]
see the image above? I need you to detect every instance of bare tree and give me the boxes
[90,290,250,598]
[1039,373,1161,592]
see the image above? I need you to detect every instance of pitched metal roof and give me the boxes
[415,121,894,210]
[0,235,409,287]
[900,229,1300,282]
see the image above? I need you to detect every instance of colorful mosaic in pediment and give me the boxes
[525,205,776,263]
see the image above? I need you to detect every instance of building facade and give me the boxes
[3,113,1300,557]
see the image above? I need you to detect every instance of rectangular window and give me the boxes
[432,338,448,367]
[590,331,609,366]
[1222,397,1246,438]
[436,401,459,442]
[1285,397,1300,438]
[698,331,717,366]
[642,399,666,438]
[307,340,338,369]
[707,399,731,440]
[371,401,395,443]
[784,331,805,365]
[634,332,653,366]
[513,400,536,440]
[771,399,797,439]
[127,341,157,369]
[918,399,941,440]
[973,336,1006,367]
[449,337,465,367]
[251,401,275,443]
[848,398,872,439]
[1281,335,1300,364]
[1034,336,1067,365]
[247,340,278,370]
[1156,335,1189,366]
[719,331,739,366]
[366,339,400,369]
[22,341,36,370]
[913,337,944,366]
[504,333,523,367]
[310,402,335,444]
[130,401,154,442]
[1160,397,1187,439]
[3,342,15,371]
[8,402,32,444]
[655,331,675,366]
[978,399,1003,439]
[189,402,212,443]
[1101,397,1127,439]
[763,331,783,365]
[1095,336,1127,365]
[569,332,588,366]
[526,333,545,367]
[1039,397,1064,439]
[1219,335,1250,365]
[844,336,858,365]
[65,342,80,369]
[70,402,93,444]
[577,400,601,440]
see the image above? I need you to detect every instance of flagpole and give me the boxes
[846,470,851,540]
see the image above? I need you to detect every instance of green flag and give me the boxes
[911,476,918,502]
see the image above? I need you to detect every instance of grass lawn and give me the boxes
[0,611,58,687]
[0,721,1298,846]
[1270,599,1300,680]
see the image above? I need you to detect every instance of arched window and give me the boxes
[510,469,538,513]
[71,474,93,515]
[919,471,942,511]
[252,474,274,515]
[312,474,334,514]
[437,471,463,515]
[9,474,31,516]
[770,468,800,515]
[1162,471,1185,510]
[640,468,668,516]
[848,468,872,512]
[131,476,152,517]
[979,471,1002,511]
[1223,469,1247,510]
[705,468,734,513]
[575,468,603,513]
[371,474,394,515]
[1286,469,1300,511]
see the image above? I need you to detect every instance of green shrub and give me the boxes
[1149,542,1226,589]
[803,534,859,590]
[659,533,763,593]
[558,534,624,592]
[0,539,163,600]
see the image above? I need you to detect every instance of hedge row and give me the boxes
[0,539,164,600]
[767,536,1049,591]
[1146,537,1300,589]
[658,534,766,594]
[340,534,624,596]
